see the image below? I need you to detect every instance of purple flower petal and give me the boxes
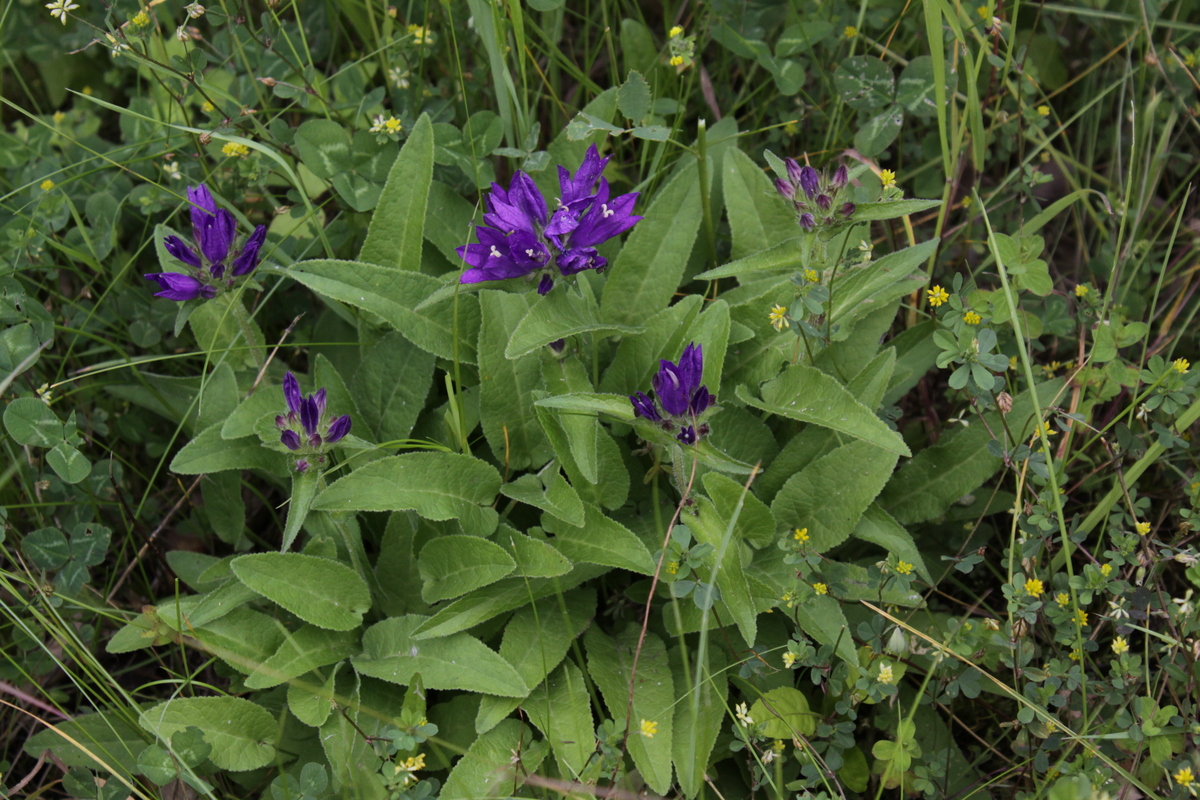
[799,213,815,231]
[460,257,533,284]
[194,207,236,265]
[509,231,551,269]
[283,372,302,414]
[326,414,352,444]
[570,187,642,248]
[785,158,804,184]
[774,178,795,201]
[556,247,606,276]
[509,172,548,228]
[630,391,661,423]
[830,165,849,189]
[300,396,320,437]
[231,225,266,276]
[680,343,704,391]
[280,429,301,450]
[559,144,610,208]
[816,194,832,211]
[799,166,820,199]
[653,361,691,417]
[187,184,219,229]
[164,235,201,268]
[676,425,698,445]
[143,272,213,302]
[690,385,714,414]
[841,202,856,218]
[314,388,327,416]
[537,274,554,295]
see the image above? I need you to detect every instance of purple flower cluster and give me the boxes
[457,145,642,295]
[774,160,856,231]
[629,343,716,445]
[276,372,352,472]
[144,184,267,302]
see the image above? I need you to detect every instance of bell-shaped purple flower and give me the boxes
[326,415,352,444]
[629,342,716,446]
[630,391,662,423]
[281,430,301,450]
[774,178,795,201]
[276,372,355,470]
[143,272,217,302]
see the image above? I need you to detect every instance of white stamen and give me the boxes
[489,245,501,258]
[601,203,614,218]
[525,249,535,257]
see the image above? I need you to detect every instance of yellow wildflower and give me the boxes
[1136,521,1151,536]
[1100,563,1113,577]
[407,24,432,45]
[768,304,788,331]
[394,753,425,784]
[927,285,950,307]
[813,582,828,596]
[1075,284,1089,297]
[961,195,972,208]
[877,662,894,684]
[794,527,809,542]
[201,101,215,113]
[130,9,150,27]
[669,55,684,66]
[666,561,679,575]
[783,652,796,668]
[976,5,989,18]
[1068,648,1082,661]
[735,702,754,726]
[783,120,798,136]
[1036,105,1050,117]
[803,268,818,283]
[843,25,857,38]
[222,141,250,158]
[669,25,684,38]
[880,169,896,189]
[1075,609,1088,626]
[781,591,795,608]
[1175,767,1195,787]
[964,311,982,325]
[1186,52,1198,69]
[52,111,65,125]
[40,179,55,191]
[82,86,93,95]
[1055,592,1070,608]
[1112,637,1129,655]
[1174,358,1190,373]
[639,719,658,738]
[1024,578,1044,597]
[895,561,914,576]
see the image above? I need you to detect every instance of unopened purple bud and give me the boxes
[300,396,320,437]
[677,425,698,445]
[209,262,226,279]
[841,202,856,218]
[295,459,309,473]
[283,372,302,414]
[308,433,322,447]
[314,388,327,416]
[537,274,554,295]
[785,158,804,184]
[799,166,820,199]
[830,165,848,189]
[326,414,352,444]
[774,178,795,200]
[630,391,662,423]
[275,414,288,430]
[816,194,832,211]
[549,338,566,353]
[280,430,301,450]
[799,213,816,231]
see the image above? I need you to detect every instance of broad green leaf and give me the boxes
[500,471,585,528]
[536,406,629,510]
[702,473,775,549]
[506,288,643,359]
[772,440,900,552]
[220,386,281,440]
[794,594,859,668]
[897,56,953,118]
[880,379,1066,523]
[24,709,149,774]
[188,294,265,371]
[441,720,545,799]
[600,160,703,327]
[749,686,816,738]
[231,553,371,631]
[855,105,904,157]
[374,513,428,617]
[524,661,594,777]
[478,291,551,469]
[4,396,64,446]
[542,502,655,575]
[690,496,758,645]
[281,468,319,552]
[585,625,675,795]
[834,55,895,111]
[352,331,435,443]
[293,119,353,179]
[849,198,941,223]
[828,239,937,338]
[279,260,479,363]
[155,579,259,631]
[244,625,359,689]
[418,535,516,603]
[737,364,910,456]
[617,70,652,123]
[541,354,601,483]
[853,504,931,582]
[670,645,727,799]
[425,180,479,263]
[170,424,288,475]
[695,235,805,280]
[495,527,573,578]
[319,675,382,797]
[723,147,798,261]
[288,666,339,727]
[475,589,595,733]
[22,527,69,569]
[190,607,286,675]
[313,453,501,536]
[203,471,247,547]
[353,615,529,697]
[359,113,433,270]
[139,697,275,772]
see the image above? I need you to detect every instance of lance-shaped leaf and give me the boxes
[359,113,433,271]
[418,535,516,603]
[140,697,276,772]
[231,553,371,631]
[505,289,643,359]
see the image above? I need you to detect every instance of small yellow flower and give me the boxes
[666,561,679,575]
[1075,609,1088,626]
[639,719,658,738]
[201,101,215,113]
[1075,283,1089,297]
[1174,358,1190,373]
[976,5,989,18]
[793,527,809,542]
[82,86,93,96]
[877,662,894,684]
[1055,592,1070,608]
[961,195,973,208]
[781,591,795,608]
[1111,637,1129,655]
[983,618,1000,631]
[803,268,819,283]
[669,55,684,66]
[768,304,788,331]
[1175,766,1195,787]
[783,120,798,136]
[964,311,982,325]
[1100,563,1113,577]
[927,285,950,307]
[895,561,914,576]
[843,25,857,38]
[52,111,66,125]
[407,24,432,45]
[1024,578,1044,597]
[222,141,250,158]
[40,179,55,191]
[669,25,684,38]
[880,168,896,189]
[1036,105,1050,117]
[813,582,828,596]
[782,652,796,668]
[1186,52,1198,69]
[131,9,150,27]
[1136,521,1151,536]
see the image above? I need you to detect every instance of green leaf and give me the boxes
[23,527,69,569]
[24,709,150,774]
[359,113,433,270]
[723,147,799,261]
[137,744,177,785]
[170,424,288,475]
[585,625,675,795]
[231,553,371,631]
[418,535,516,603]
[535,406,630,510]
[353,615,529,697]
[670,645,727,799]
[601,160,703,327]
[494,527,573,578]
[853,504,931,580]
[190,607,287,675]
[313,452,501,536]
[695,235,804,280]
[749,686,816,738]
[828,239,937,338]
[854,105,904,157]
[541,355,602,482]
[772,440,900,551]
[4,397,64,447]
[617,70,652,123]
[702,473,775,549]
[630,125,671,141]
[542,502,656,575]
[506,288,643,359]
[288,667,339,727]
[835,55,895,111]
[441,720,545,799]
[352,331,435,443]
[849,198,941,223]
[897,56,953,118]
[280,468,319,553]
[794,594,859,668]
[690,496,759,645]
[294,119,354,179]
[533,391,635,422]
[243,625,359,690]
[601,295,704,396]
[478,291,551,469]
[475,589,595,733]
[500,471,585,528]
[139,698,274,774]
[737,364,910,456]
[220,387,281,440]
[524,661,594,776]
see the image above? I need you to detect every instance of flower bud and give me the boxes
[798,213,815,231]
[785,157,804,184]
[799,166,820,199]
[840,202,856,218]
[816,194,832,211]
[774,178,795,200]
[830,165,848,189]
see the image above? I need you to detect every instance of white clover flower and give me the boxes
[46,0,79,24]
[185,2,205,17]
[164,161,181,180]
[388,67,411,89]
[735,702,754,727]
